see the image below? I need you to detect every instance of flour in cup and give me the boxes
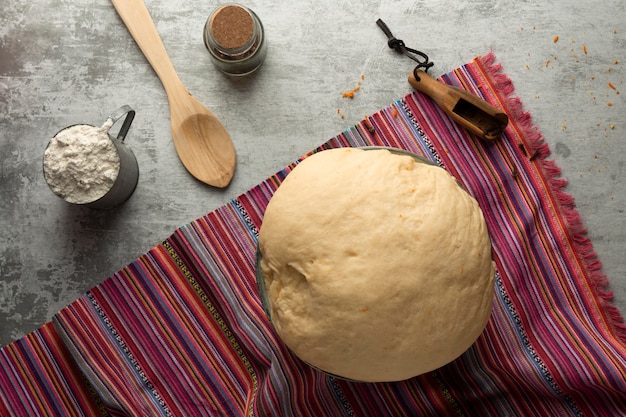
[43,120,120,204]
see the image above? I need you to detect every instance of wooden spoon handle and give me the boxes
[111,0,183,92]
[409,70,508,141]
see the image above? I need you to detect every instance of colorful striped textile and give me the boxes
[1,53,625,416]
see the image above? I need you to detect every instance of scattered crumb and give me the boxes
[545,59,551,67]
[525,64,530,70]
[553,35,559,43]
[338,74,366,117]
[342,74,364,99]
[607,102,613,107]
[582,45,587,54]
[614,60,619,65]
[342,84,361,99]
[529,149,540,161]
[610,124,615,129]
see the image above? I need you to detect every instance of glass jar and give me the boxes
[203,4,267,76]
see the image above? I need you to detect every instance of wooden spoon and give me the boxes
[111,0,236,187]
[409,70,508,141]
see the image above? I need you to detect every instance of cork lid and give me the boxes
[210,5,254,50]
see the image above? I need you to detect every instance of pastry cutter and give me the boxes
[377,19,508,141]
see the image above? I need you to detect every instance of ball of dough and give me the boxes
[258,147,495,382]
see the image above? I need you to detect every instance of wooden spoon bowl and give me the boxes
[111,0,236,188]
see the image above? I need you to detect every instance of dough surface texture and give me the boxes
[258,147,495,382]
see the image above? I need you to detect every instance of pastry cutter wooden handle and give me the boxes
[408,70,508,141]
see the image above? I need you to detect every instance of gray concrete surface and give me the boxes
[1,0,624,347]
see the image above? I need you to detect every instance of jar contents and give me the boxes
[43,122,120,204]
[204,4,267,76]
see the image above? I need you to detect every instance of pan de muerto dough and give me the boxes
[257,147,495,382]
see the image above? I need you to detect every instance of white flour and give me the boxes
[43,120,120,204]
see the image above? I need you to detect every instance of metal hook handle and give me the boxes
[105,105,135,142]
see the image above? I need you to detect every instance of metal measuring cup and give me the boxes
[43,105,139,210]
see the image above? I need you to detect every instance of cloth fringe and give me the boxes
[480,51,626,343]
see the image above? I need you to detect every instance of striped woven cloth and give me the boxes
[1,53,625,416]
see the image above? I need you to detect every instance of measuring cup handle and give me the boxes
[106,105,136,142]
